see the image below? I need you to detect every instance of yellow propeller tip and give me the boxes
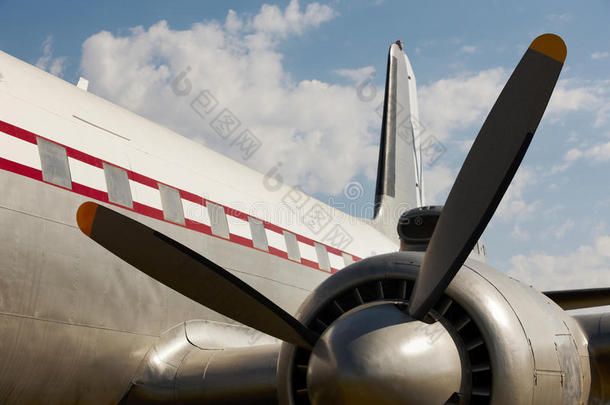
[77,202,98,236]
[529,33,567,63]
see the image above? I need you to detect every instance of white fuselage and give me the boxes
[0,50,398,403]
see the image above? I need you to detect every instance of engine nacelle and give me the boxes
[277,252,591,405]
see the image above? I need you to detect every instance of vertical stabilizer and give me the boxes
[373,41,424,239]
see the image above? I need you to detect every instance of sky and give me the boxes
[1,0,608,291]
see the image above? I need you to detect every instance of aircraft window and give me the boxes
[342,252,354,267]
[314,242,331,271]
[158,183,185,225]
[103,162,133,208]
[37,137,72,189]
[207,202,230,239]
[283,231,301,262]
[248,216,268,251]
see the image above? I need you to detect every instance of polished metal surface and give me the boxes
[126,321,280,404]
[37,136,72,189]
[307,302,462,405]
[158,183,185,225]
[0,169,322,403]
[278,252,593,405]
[207,201,230,239]
[283,231,301,262]
[373,42,421,238]
[314,242,330,272]
[248,216,269,252]
[78,201,317,349]
[575,313,610,404]
[103,162,133,208]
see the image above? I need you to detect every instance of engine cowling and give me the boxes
[276,252,591,405]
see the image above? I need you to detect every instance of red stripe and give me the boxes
[179,189,204,205]
[0,119,360,271]
[225,206,249,221]
[133,202,164,221]
[0,157,42,181]
[230,233,254,249]
[185,218,213,235]
[127,171,157,189]
[269,246,288,260]
[301,257,331,273]
[72,182,109,202]
[66,148,104,168]
[0,120,37,144]
[264,221,285,235]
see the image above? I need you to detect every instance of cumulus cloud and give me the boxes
[417,68,506,141]
[422,165,454,204]
[334,66,376,83]
[36,35,67,77]
[565,140,610,163]
[508,235,610,290]
[80,1,381,195]
[250,0,336,37]
[551,139,610,173]
[546,78,610,127]
[414,68,510,204]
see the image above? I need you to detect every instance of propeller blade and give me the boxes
[409,34,567,320]
[76,201,318,349]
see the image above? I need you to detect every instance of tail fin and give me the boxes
[373,41,424,238]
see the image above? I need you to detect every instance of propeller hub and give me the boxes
[307,302,463,405]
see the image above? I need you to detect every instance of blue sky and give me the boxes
[1,0,608,289]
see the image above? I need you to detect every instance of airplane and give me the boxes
[0,31,609,405]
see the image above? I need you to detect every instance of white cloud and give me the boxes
[508,235,610,290]
[250,0,336,38]
[418,68,506,141]
[511,224,530,240]
[546,78,610,127]
[36,35,67,77]
[423,165,454,204]
[459,45,477,54]
[80,1,383,195]
[552,218,575,239]
[334,66,376,83]
[566,141,610,163]
[495,167,540,222]
[592,51,610,60]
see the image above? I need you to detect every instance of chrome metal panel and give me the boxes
[127,322,279,404]
[307,302,462,405]
[555,334,583,404]
[341,252,353,266]
[279,253,590,405]
[313,242,330,272]
[37,137,71,189]
[207,201,229,239]
[461,259,587,404]
[283,230,300,262]
[249,216,269,251]
[103,162,133,208]
[158,183,185,225]
[185,319,278,350]
[0,169,323,403]
[575,312,610,404]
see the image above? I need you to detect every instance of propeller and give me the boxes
[409,34,567,320]
[76,34,566,355]
[76,201,318,349]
